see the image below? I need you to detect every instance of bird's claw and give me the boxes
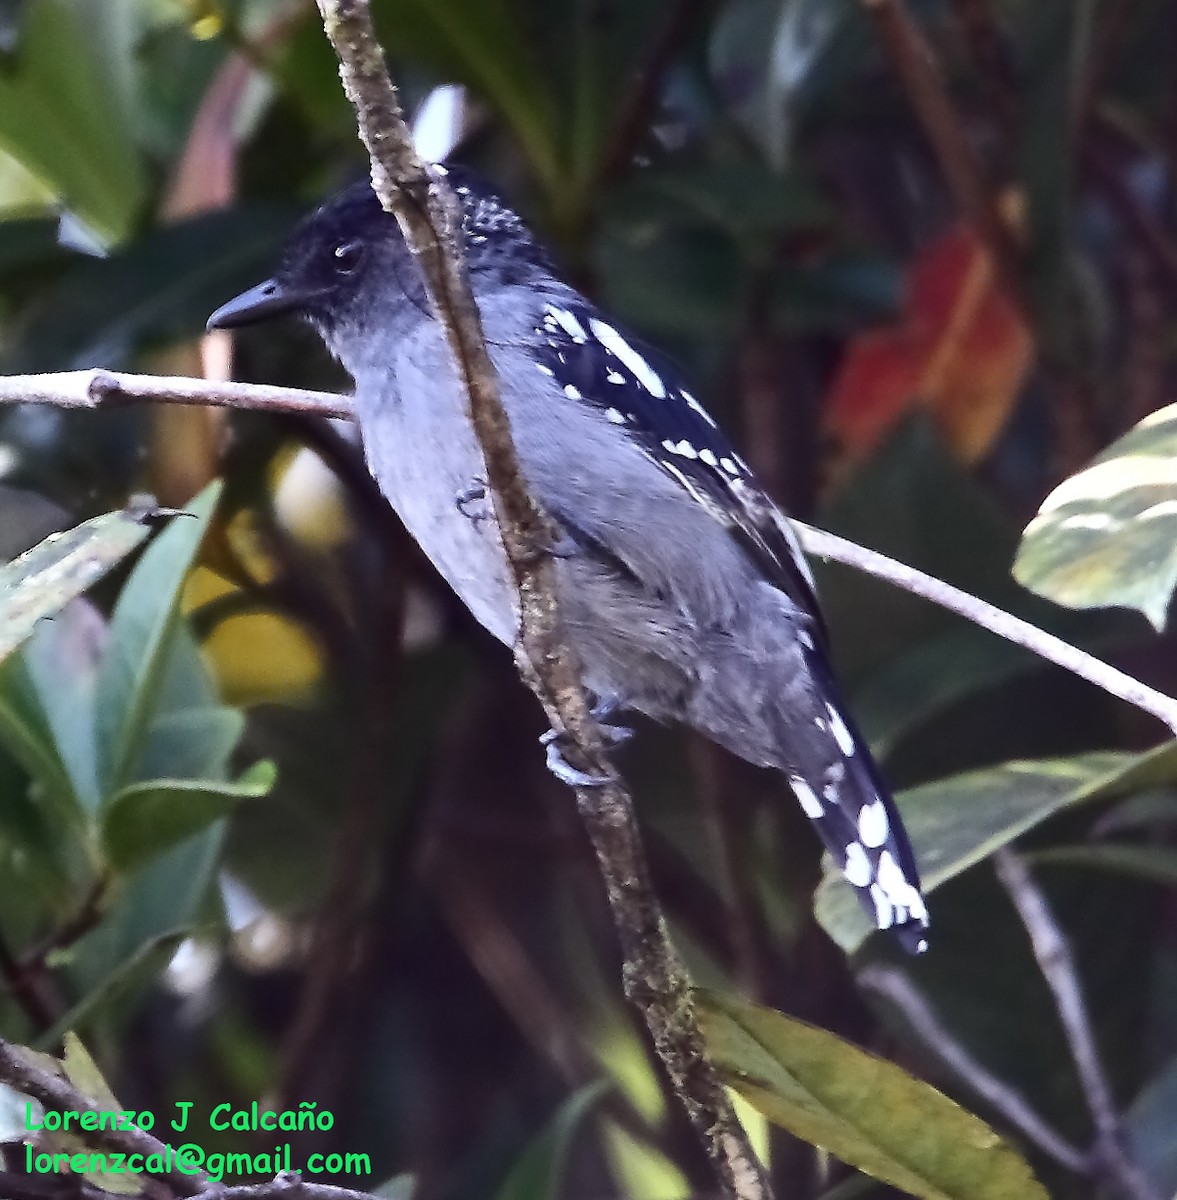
[455,480,492,526]
[540,702,632,787]
[544,738,614,787]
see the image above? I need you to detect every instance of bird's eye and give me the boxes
[332,240,363,274]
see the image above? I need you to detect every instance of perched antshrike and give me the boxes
[208,166,930,952]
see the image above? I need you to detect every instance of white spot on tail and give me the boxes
[791,777,823,819]
[876,849,927,922]
[869,884,895,929]
[857,800,889,849]
[843,842,872,887]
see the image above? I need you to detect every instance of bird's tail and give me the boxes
[785,646,929,954]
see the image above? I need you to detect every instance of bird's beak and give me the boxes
[206,278,315,331]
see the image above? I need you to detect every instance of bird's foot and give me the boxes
[543,738,613,787]
[455,480,492,526]
[540,701,632,787]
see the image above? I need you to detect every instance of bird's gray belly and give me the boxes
[359,399,521,646]
[359,410,698,711]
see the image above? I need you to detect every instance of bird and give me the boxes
[207,165,930,953]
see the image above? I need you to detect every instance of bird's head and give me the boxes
[206,165,549,360]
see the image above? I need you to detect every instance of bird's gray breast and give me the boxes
[351,332,521,647]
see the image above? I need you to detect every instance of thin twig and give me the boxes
[0,371,350,419]
[994,850,1162,1200]
[0,931,57,1033]
[312,3,770,1198]
[0,1035,207,1195]
[795,522,1177,735]
[861,0,1025,311]
[857,965,1088,1172]
[18,878,108,975]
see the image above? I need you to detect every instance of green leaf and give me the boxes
[100,760,276,874]
[494,1081,608,1200]
[1028,841,1177,886]
[0,652,78,822]
[815,747,1177,953]
[697,990,1048,1200]
[38,932,185,1053]
[0,0,146,243]
[0,503,157,663]
[63,826,224,1021]
[60,1033,143,1195]
[133,705,244,784]
[1013,402,1177,631]
[20,615,102,812]
[95,481,220,793]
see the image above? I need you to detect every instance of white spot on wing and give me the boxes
[661,461,710,506]
[563,384,582,399]
[536,363,554,376]
[548,306,588,343]
[681,390,718,427]
[589,318,666,397]
[605,408,626,424]
[699,448,719,468]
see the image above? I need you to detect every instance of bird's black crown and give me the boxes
[281,165,552,291]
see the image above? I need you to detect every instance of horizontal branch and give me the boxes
[0,370,351,420]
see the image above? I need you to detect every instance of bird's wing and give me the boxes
[526,296,825,636]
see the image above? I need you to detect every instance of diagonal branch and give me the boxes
[857,964,1088,1172]
[795,522,1177,735]
[994,850,1163,1200]
[313,3,771,1199]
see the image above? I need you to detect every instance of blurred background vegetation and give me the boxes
[2,0,1177,1197]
